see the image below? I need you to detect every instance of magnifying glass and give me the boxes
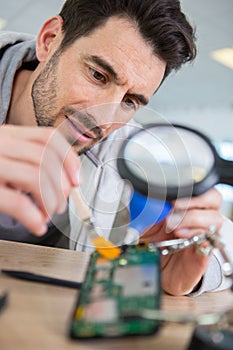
[117,123,233,235]
[118,123,233,201]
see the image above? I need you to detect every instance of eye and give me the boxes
[122,96,138,111]
[89,68,107,83]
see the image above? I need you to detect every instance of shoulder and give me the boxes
[0,31,35,50]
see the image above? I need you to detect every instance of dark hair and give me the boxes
[59,0,196,78]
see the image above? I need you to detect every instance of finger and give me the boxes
[0,138,46,164]
[0,137,70,210]
[0,186,48,236]
[0,126,81,215]
[0,158,65,218]
[0,125,80,186]
[39,146,71,214]
[172,188,222,211]
[166,208,223,236]
[39,128,81,186]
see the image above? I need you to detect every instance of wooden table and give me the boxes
[0,240,233,350]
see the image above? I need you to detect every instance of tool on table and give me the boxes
[1,270,82,289]
[0,290,8,313]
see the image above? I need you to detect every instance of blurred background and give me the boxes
[1,0,233,218]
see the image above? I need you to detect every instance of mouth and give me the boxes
[65,115,97,144]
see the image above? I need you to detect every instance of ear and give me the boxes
[36,16,64,62]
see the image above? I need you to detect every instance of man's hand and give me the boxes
[140,188,223,296]
[0,125,80,235]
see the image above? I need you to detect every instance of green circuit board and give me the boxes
[70,244,161,339]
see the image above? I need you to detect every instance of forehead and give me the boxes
[68,17,166,97]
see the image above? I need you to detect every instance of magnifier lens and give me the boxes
[124,126,215,189]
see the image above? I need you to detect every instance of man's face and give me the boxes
[32,17,166,154]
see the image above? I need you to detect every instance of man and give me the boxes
[0,0,232,296]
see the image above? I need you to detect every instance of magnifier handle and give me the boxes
[129,190,172,236]
[218,158,233,186]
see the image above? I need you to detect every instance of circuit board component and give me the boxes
[70,244,161,338]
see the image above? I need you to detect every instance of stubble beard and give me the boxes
[31,51,103,155]
[31,50,60,127]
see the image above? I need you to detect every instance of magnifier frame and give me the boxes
[117,123,221,201]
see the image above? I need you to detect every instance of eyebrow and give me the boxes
[85,55,149,106]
